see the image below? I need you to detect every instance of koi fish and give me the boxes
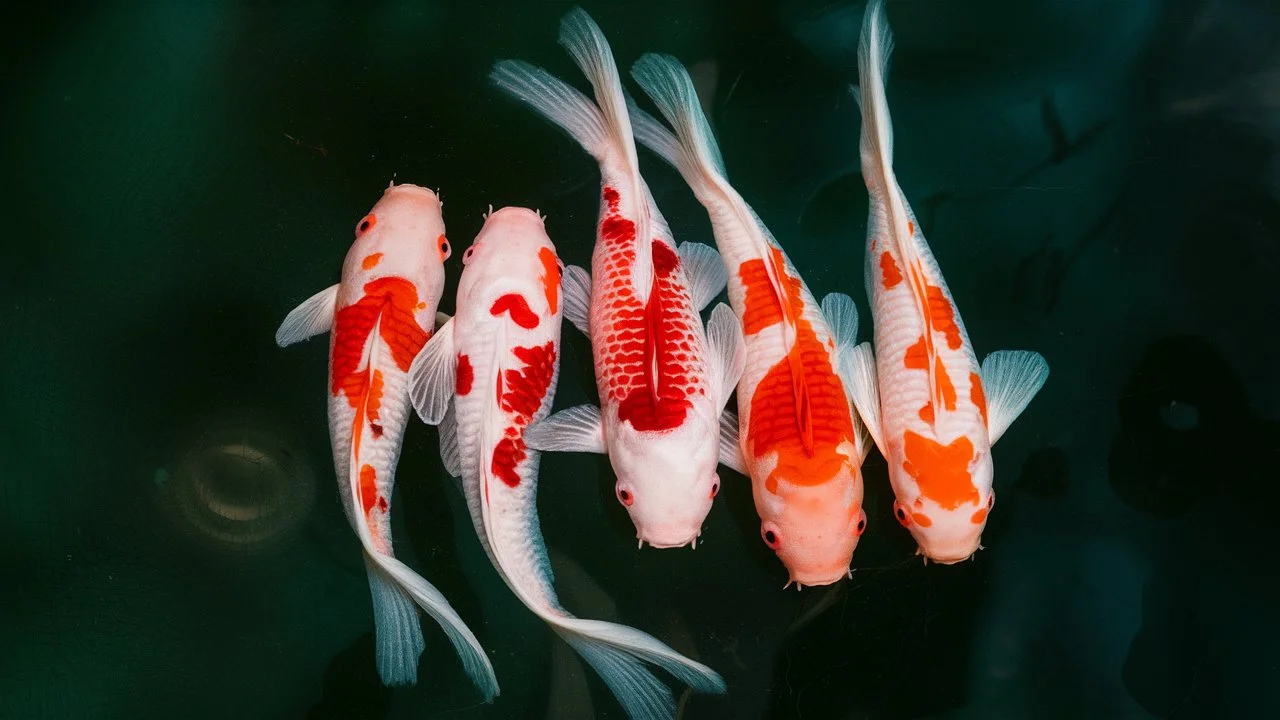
[489,8,745,549]
[627,55,870,588]
[408,206,726,719]
[846,0,1050,563]
[273,182,498,697]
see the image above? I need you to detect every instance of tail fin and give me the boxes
[854,0,912,245]
[550,615,727,718]
[557,6,641,178]
[362,547,501,701]
[629,52,729,203]
[490,58,610,158]
[364,555,425,685]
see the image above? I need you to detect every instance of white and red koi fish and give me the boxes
[273,182,498,697]
[627,55,870,588]
[846,0,1049,563]
[409,206,727,719]
[488,8,745,550]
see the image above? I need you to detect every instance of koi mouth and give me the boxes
[783,567,853,591]
[637,530,702,550]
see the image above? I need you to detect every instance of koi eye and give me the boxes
[437,234,451,260]
[462,245,476,263]
[356,214,376,236]
[616,484,634,507]
[895,504,911,528]
[854,511,867,536]
[761,523,781,550]
[709,478,720,499]
[988,493,995,508]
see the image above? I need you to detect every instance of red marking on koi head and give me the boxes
[356,214,377,236]
[902,431,977,510]
[490,293,539,329]
[361,253,383,270]
[436,234,451,261]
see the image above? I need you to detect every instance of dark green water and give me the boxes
[4,1,1278,718]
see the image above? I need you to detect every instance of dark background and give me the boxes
[3,0,1279,717]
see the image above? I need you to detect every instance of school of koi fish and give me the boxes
[272,2,1050,717]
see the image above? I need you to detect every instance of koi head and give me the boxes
[456,207,562,321]
[609,420,720,549]
[890,434,994,564]
[754,459,865,588]
[342,182,450,293]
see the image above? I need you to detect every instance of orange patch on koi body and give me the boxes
[880,251,903,289]
[935,357,957,412]
[925,285,963,350]
[361,253,383,270]
[970,372,988,427]
[901,430,978,511]
[970,507,989,524]
[738,247,803,335]
[905,336,928,370]
[744,249,857,493]
[919,403,935,424]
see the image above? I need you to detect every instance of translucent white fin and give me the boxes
[556,7,653,301]
[409,318,455,426]
[705,303,745,412]
[364,554,425,686]
[552,617,726,719]
[981,350,1050,445]
[562,264,592,338]
[627,98,681,169]
[524,404,606,454]
[438,401,462,477]
[274,284,338,347]
[490,59,609,156]
[842,342,885,454]
[820,292,859,355]
[678,241,727,312]
[718,409,746,475]
[364,549,500,701]
[557,7,640,176]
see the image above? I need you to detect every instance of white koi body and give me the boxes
[848,0,1050,563]
[409,206,726,720]
[627,55,870,588]
[274,183,497,697]
[490,9,745,549]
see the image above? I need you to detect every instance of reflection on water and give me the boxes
[156,416,315,555]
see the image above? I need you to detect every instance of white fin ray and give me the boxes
[438,401,462,477]
[490,59,609,155]
[408,318,456,426]
[275,284,338,347]
[524,404,607,455]
[678,241,728,312]
[842,342,885,454]
[562,264,592,338]
[705,303,745,412]
[820,292,859,355]
[718,409,746,476]
[981,350,1050,445]
[364,555,425,685]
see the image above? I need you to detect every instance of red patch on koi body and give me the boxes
[361,253,383,270]
[744,249,857,493]
[935,357,957,412]
[456,353,474,395]
[490,342,558,488]
[359,465,378,515]
[490,293,539,329]
[907,221,915,235]
[919,403,935,424]
[538,247,560,315]
[880,251,903,289]
[901,430,978,510]
[592,188,705,433]
[330,278,430,459]
[970,507,988,524]
[970,372,988,427]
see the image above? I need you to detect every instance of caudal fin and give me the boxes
[629,52,730,203]
[362,547,500,701]
[364,555,425,685]
[551,615,726,718]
